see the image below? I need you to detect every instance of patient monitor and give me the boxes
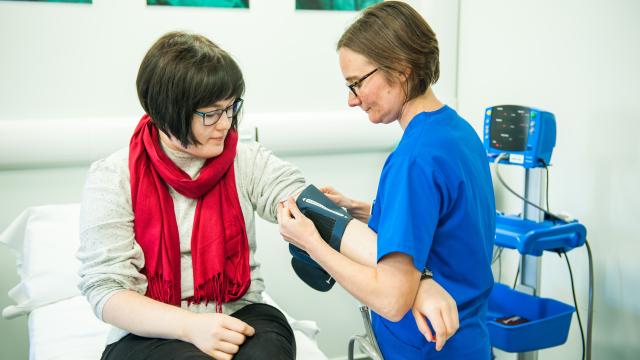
[484,105,556,168]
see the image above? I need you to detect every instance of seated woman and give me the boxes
[78,31,302,360]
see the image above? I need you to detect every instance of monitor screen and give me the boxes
[490,105,530,151]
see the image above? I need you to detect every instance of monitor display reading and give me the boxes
[490,106,530,151]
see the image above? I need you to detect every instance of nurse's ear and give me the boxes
[394,66,412,101]
[399,66,412,83]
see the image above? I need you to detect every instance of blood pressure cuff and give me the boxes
[289,244,335,292]
[296,184,353,251]
[289,184,353,292]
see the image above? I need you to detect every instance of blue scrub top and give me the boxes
[368,106,495,359]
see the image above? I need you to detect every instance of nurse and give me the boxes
[278,2,496,359]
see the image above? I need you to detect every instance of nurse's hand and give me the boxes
[320,186,371,223]
[412,278,459,351]
[277,197,324,252]
[320,186,353,208]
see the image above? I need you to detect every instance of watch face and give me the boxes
[421,268,433,280]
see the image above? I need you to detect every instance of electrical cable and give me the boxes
[540,158,551,212]
[492,246,504,282]
[562,249,585,360]
[585,240,594,360]
[493,154,566,221]
[542,158,593,360]
[498,254,502,282]
[492,246,504,263]
[512,261,520,290]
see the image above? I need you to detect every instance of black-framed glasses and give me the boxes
[194,98,244,126]
[347,68,379,97]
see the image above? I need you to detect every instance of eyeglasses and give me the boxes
[194,98,244,126]
[347,68,379,97]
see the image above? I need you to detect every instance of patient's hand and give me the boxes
[320,186,371,223]
[184,312,254,360]
[411,278,459,351]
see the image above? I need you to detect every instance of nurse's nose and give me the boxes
[347,91,361,107]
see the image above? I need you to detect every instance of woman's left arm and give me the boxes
[240,141,306,222]
[278,198,420,321]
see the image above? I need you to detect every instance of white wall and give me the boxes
[458,0,640,359]
[0,1,460,359]
[0,0,458,120]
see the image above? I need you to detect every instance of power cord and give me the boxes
[492,246,504,264]
[493,153,570,222]
[492,246,504,282]
[540,158,551,212]
[585,240,594,360]
[560,248,585,360]
[512,262,520,290]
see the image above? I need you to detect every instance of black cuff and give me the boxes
[289,244,335,292]
[295,184,353,252]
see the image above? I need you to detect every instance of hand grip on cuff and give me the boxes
[288,184,353,292]
[295,184,353,252]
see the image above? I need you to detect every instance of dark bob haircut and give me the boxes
[136,31,245,147]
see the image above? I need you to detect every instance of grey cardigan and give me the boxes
[77,139,305,344]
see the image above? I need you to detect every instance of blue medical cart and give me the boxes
[484,105,587,359]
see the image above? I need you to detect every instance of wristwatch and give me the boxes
[420,267,433,280]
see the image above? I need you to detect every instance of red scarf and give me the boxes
[129,114,250,311]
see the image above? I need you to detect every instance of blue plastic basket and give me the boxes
[487,283,575,352]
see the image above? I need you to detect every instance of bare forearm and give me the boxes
[278,198,419,321]
[348,199,371,223]
[102,290,192,341]
[333,218,459,340]
[310,239,420,321]
[339,218,376,266]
